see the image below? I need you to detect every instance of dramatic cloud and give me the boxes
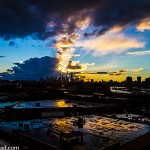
[0,0,150,40]
[76,31,145,56]
[0,0,96,40]
[52,33,94,72]
[1,0,150,76]
[0,56,60,80]
[136,18,150,32]
[50,34,77,72]
[66,60,94,72]
[127,50,150,55]
[92,0,150,35]
[54,37,75,48]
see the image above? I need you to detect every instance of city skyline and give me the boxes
[0,0,150,81]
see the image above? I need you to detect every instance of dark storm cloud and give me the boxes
[97,72,108,74]
[0,56,60,80]
[0,0,98,40]
[93,0,150,35]
[0,0,150,40]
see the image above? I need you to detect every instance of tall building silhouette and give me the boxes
[126,76,132,87]
[137,76,142,87]
[145,77,150,87]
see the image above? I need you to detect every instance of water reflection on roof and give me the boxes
[12,100,74,109]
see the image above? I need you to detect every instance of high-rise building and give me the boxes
[137,76,142,87]
[126,76,132,86]
[145,77,150,87]
[137,76,141,84]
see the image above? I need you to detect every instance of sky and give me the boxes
[0,0,150,81]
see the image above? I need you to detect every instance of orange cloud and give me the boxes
[55,37,74,48]
[136,18,150,32]
[75,17,91,30]
[76,31,145,56]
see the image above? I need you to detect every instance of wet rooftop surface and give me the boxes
[0,115,150,150]
[0,99,117,110]
[0,101,16,109]
[12,100,74,109]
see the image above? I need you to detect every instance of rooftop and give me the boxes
[0,115,149,150]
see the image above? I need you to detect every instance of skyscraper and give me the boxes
[126,76,132,87]
[137,76,142,87]
[137,76,141,84]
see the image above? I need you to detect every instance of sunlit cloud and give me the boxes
[131,68,143,73]
[53,14,92,73]
[53,35,76,72]
[55,37,75,48]
[76,31,145,56]
[70,33,80,39]
[56,48,76,72]
[18,60,24,64]
[136,18,150,32]
[75,17,91,30]
[66,60,95,72]
[126,50,150,55]
[109,25,126,33]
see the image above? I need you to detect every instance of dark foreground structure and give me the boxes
[0,79,150,150]
[1,115,150,150]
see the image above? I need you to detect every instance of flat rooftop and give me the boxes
[0,101,16,109]
[12,100,74,109]
[0,99,117,110]
[0,115,149,150]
